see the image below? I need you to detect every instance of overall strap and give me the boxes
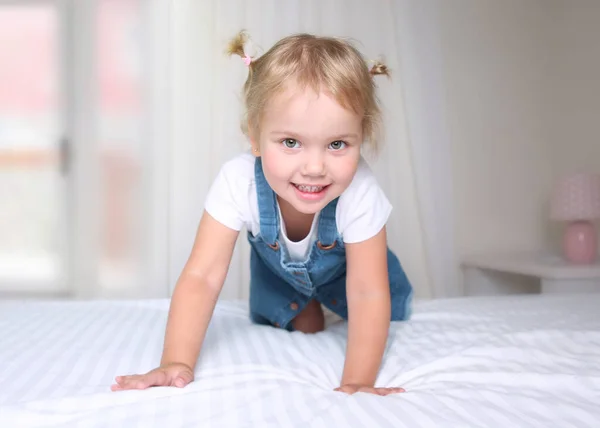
[316,197,339,247]
[254,157,279,245]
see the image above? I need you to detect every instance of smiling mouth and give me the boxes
[293,183,329,193]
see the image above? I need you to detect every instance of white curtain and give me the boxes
[167,0,458,300]
[390,0,460,297]
[67,0,171,299]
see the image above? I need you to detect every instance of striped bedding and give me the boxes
[0,293,599,428]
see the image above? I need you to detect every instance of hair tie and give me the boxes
[243,55,252,66]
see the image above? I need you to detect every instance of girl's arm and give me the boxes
[339,226,391,389]
[111,211,238,391]
[160,211,239,369]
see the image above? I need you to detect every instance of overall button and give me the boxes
[331,299,338,305]
[290,302,299,311]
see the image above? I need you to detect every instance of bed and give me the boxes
[1,293,599,427]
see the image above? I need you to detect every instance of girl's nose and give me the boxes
[303,154,326,176]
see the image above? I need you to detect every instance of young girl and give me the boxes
[112,31,413,396]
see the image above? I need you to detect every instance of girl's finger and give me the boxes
[334,385,356,394]
[174,369,194,387]
[110,379,138,391]
[374,387,405,395]
[174,377,187,388]
[145,370,166,386]
[122,376,150,390]
[111,375,135,390]
[116,374,140,385]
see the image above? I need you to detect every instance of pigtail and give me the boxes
[226,30,247,57]
[226,30,253,67]
[369,60,390,78]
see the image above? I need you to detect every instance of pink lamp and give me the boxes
[550,173,600,264]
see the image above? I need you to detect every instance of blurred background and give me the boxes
[0,0,169,299]
[1,0,599,301]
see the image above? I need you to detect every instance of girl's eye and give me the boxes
[329,140,346,150]
[282,138,300,149]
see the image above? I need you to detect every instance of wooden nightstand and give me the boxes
[462,253,600,295]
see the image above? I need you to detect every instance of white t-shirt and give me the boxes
[204,152,392,261]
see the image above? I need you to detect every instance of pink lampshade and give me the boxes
[550,173,600,221]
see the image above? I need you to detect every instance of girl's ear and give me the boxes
[248,125,260,157]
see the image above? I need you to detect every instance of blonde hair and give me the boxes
[226,31,390,151]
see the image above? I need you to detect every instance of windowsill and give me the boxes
[0,254,65,293]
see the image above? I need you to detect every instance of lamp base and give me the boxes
[563,220,598,264]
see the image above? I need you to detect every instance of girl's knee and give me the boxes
[291,299,325,333]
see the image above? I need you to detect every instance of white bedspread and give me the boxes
[0,293,599,427]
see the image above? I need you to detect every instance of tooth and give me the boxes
[298,184,319,192]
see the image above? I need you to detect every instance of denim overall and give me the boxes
[248,157,413,331]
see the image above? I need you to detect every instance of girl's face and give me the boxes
[251,85,363,216]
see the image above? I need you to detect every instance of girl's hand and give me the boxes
[110,362,194,391]
[334,384,405,396]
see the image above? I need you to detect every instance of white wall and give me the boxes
[439,0,600,292]
[546,0,600,245]
[439,0,553,266]
[547,0,600,177]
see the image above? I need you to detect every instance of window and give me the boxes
[0,0,170,297]
[0,1,65,293]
